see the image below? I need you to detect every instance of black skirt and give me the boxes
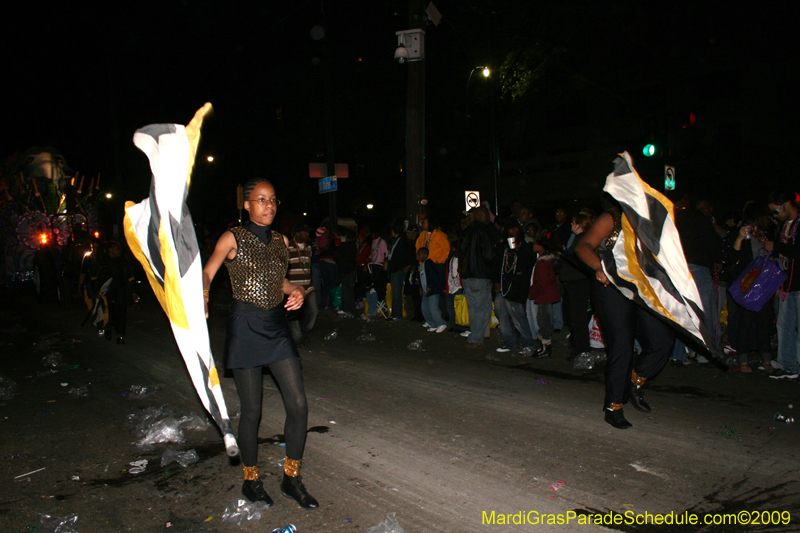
[224,300,299,369]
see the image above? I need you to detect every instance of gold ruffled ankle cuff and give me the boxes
[631,370,647,387]
[243,465,260,481]
[608,403,623,411]
[284,457,302,477]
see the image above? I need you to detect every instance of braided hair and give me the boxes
[242,177,273,200]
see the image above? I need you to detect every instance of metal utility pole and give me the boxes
[405,0,426,224]
[321,4,338,230]
[489,72,499,216]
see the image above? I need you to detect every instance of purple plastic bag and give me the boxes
[729,250,786,312]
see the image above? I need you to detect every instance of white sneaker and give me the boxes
[769,370,800,380]
[460,331,471,338]
[427,327,437,332]
[496,347,511,353]
[435,325,447,333]
[422,322,431,328]
[516,347,533,357]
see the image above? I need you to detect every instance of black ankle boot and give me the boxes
[604,408,633,429]
[628,383,651,413]
[280,474,319,509]
[242,479,273,506]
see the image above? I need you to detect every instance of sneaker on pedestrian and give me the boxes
[771,359,784,371]
[427,327,437,332]
[769,369,799,380]
[422,322,431,328]
[516,347,533,357]
[723,345,737,355]
[496,347,511,353]
[434,325,447,333]
[460,330,471,338]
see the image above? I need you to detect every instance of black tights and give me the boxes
[232,357,308,467]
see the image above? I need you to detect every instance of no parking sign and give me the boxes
[465,191,480,212]
[664,165,676,191]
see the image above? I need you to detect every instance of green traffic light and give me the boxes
[643,144,656,157]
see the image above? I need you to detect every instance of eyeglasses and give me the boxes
[771,204,785,217]
[248,198,281,206]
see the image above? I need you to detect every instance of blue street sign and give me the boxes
[319,176,337,194]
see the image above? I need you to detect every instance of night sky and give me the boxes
[3,1,798,232]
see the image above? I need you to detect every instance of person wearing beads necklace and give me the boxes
[764,191,800,380]
[202,178,319,508]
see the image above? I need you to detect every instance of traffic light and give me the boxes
[643,144,656,157]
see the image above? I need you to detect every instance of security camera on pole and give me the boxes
[396,0,440,225]
[395,24,425,225]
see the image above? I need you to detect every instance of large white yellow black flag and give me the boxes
[123,103,239,456]
[600,151,713,353]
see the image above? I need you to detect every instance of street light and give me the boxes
[466,66,490,95]
[207,155,214,162]
[366,203,374,210]
[466,65,499,216]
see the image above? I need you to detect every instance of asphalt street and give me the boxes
[1,288,798,533]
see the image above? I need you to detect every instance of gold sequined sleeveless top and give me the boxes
[601,207,623,249]
[226,227,289,309]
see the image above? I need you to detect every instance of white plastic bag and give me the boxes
[589,315,605,348]
[221,499,269,525]
[367,513,405,533]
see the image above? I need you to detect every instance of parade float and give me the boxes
[0,147,100,302]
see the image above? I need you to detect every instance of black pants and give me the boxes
[563,278,592,354]
[340,271,357,313]
[592,281,674,407]
[232,357,308,467]
[406,291,423,321]
[107,290,128,336]
[734,297,773,355]
[434,263,449,320]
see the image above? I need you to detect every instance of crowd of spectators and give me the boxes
[276,192,800,382]
[280,201,600,362]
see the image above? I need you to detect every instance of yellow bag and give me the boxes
[453,294,498,328]
[454,294,469,326]
[385,283,407,318]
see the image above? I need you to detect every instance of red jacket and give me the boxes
[529,254,561,304]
